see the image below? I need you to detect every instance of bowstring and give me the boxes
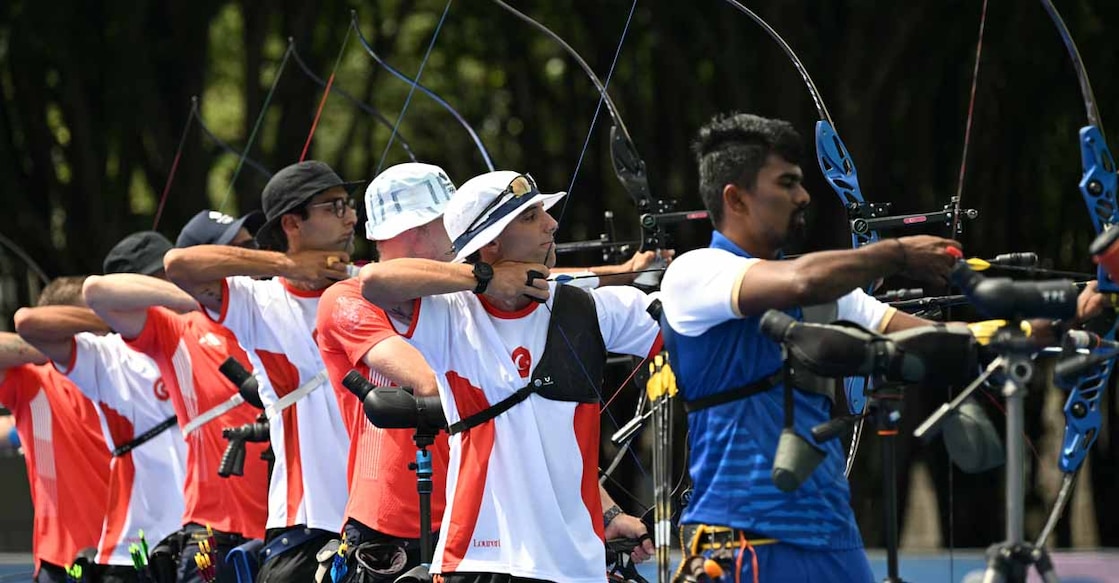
[288,39,419,162]
[361,0,459,176]
[219,43,294,213]
[531,0,652,495]
[948,3,989,574]
[151,98,198,230]
[298,26,354,162]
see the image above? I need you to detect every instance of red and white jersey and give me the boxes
[316,278,451,538]
[61,333,186,565]
[126,307,269,539]
[412,283,661,583]
[0,364,110,573]
[207,276,348,531]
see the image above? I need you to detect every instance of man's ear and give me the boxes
[723,183,749,218]
[280,213,302,239]
[478,239,501,263]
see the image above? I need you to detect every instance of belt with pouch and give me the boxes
[680,524,779,553]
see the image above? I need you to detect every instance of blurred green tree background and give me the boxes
[2,0,1118,550]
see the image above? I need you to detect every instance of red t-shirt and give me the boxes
[316,278,450,538]
[0,364,110,572]
[126,308,268,539]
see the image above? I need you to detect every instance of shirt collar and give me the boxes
[709,231,785,261]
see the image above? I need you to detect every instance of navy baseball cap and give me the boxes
[176,210,265,248]
[103,231,174,275]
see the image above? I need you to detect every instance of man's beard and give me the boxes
[785,208,808,247]
[338,234,356,255]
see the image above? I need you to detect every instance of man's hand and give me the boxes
[626,249,675,273]
[604,514,653,563]
[282,251,352,285]
[1076,280,1114,324]
[485,262,550,303]
[896,235,962,285]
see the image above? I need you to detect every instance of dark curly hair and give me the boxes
[692,112,803,228]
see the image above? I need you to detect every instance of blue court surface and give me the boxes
[1,549,1116,581]
[627,549,1119,582]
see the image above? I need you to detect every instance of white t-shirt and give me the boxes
[207,276,349,532]
[411,283,661,583]
[61,333,186,565]
[661,247,893,336]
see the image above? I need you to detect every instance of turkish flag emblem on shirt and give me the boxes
[511,347,531,379]
[152,378,170,401]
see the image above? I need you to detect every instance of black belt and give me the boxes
[261,526,331,564]
[681,524,780,551]
[183,523,249,547]
[112,415,178,457]
[682,370,782,413]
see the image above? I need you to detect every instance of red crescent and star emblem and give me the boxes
[511,346,531,378]
[152,378,169,401]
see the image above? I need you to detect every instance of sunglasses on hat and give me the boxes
[452,174,539,253]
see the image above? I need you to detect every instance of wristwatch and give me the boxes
[603,504,623,529]
[472,262,494,294]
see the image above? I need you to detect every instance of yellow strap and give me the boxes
[967,319,1031,345]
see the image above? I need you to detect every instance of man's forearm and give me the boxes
[360,259,473,308]
[600,484,620,514]
[785,241,903,305]
[363,336,441,396]
[552,264,634,287]
[0,332,47,368]
[14,307,110,342]
[84,274,199,315]
[165,245,292,288]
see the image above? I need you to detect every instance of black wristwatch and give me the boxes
[472,262,494,294]
[603,504,623,528]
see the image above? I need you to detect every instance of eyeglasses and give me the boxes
[452,174,539,253]
[307,197,357,218]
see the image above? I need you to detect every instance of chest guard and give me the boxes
[447,284,607,435]
[676,301,840,414]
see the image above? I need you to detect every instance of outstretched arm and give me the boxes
[13,307,110,365]
[737,236,959,317]
[554,249,677,288]
[0,331,48,376]
[164,245,351,312]
[83,274,200,338]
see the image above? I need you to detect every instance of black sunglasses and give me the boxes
[307,197,357,218]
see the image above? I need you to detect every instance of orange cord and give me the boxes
[734,532,759,583]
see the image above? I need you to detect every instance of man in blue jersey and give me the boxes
[659,112,974,582]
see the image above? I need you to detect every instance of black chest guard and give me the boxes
[448,284,607,435]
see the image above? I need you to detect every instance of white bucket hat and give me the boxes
[444,171,566,262]
[364,163,456,241]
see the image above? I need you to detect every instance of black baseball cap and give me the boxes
[103,231,174,275]
[176,209,266,248]
[255,161,364,250]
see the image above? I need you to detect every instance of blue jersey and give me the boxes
[660,232,864,550]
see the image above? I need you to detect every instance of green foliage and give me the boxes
[1,0,1119,550]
